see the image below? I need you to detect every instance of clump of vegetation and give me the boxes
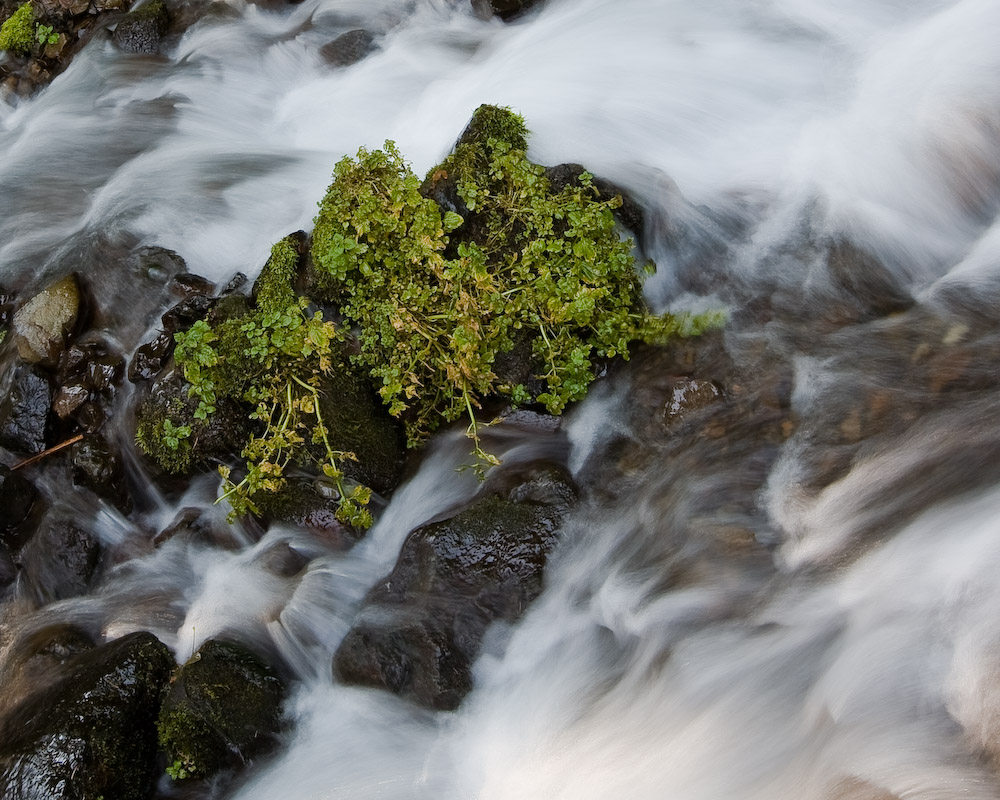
[311,104,722,469]
[0,3,35,54]
[137,236,374,527]
[137,106,721,521]
[35,22,56,45]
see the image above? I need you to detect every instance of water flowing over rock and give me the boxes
[0,368,53,454]
[334,462,576,710]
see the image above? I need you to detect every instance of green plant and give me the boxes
[0,3,35,54]
[165,759,193,781]
[311,105,722,472]
[34,22,56,45]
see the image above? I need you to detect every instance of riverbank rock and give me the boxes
[334,462,576,710]
[157,639,286,781]
[11,274,81,367]
[0,630,173,800]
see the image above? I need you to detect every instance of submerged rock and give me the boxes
[320,29,375,67]
[334,462,576,710]
[12,274,81,367]
[15,510,101,603]
[157,639,286,781]
[0,630,173,800]
[470,0,543,21]
[0,465,38,549]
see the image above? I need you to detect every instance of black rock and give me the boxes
[320,29,376,67]
[15,511,102,603]
[0,368,53,454]
[334,462,576,709]
[471,0,543,21]
[71,434,129,511]
[0,631,174,800]
[129,330,175,383]
[157,639,286,781]
[0,465,38,542]
[161,293,216,333]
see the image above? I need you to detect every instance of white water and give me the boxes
[3,0,1000,797]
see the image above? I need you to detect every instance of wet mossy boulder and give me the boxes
[334,461,576,710]
[0,630,174,800]
[157,639,286,781]
[320,28,375,68]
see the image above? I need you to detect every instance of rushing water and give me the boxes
[3,0,1000,797]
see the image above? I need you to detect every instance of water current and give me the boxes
[3,0,1000,797]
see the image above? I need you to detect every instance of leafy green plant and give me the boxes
[311,105,722,472]
[165,759,193,781]
[0,3,35,54]
[34,22,56,45]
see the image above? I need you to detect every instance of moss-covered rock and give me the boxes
[0,2,34,55]
[334,461,576,710]
[0,630,174,800]
[157,639,286,782]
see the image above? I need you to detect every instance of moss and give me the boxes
[135,396,196,474]
[252,233,302,318]
[156,640,285,781]
[127,0,166,21]
[0,2,33,55]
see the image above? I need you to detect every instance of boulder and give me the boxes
[254,476,368,549]
[0,367,52,454]
[128,330,175,382]
[0,631,174,800]
[334,462,576,709]
[15,510,101,602]
[157,639,286,781]
[0,465,38,545]
[12,274,81,368]
[546,162,645,238]
[471,0,543,21]
[320,29,375,68]
[71,434,130,511]
[112,0,169,54]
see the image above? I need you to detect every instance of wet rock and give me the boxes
[826,240,914,319]
[661,378,722,428]
[71,434,129,511]
[255,477,366,549]
[112,0,169,54]
[156,639,286,781]
[12,274,81,367]
[161,293,215,333]
[15,510,101,602]
[312,366,407,496]
[334,462,576,710]
[320,29,375,67]
[128,330,175,382]
[0,631,173,800]
[0,465,38,545]
[51,382,89,419]
[128,244,187,283]
[546,162,645,237]
[221,271,248,295]
[471,0,543,20]
[0,545,16,596]
[0,368,53,454]
[34,0,89,23]
[170,271,215,299]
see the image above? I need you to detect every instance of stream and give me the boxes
[2,0,1000,798]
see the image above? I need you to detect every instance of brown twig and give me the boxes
[11,434,84,471]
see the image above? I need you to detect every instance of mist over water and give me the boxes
[2,0,1000,797]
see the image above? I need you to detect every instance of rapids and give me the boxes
[2,0,1000,798]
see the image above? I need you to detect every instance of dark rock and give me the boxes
[0,631,174,800]
[15,511,101,602]
[221,271,248,295]
[129,330,175,382]
[51,382,89,419]
[311,366,407,496]
[156,639,286,781]
[334,462,575,709]
[546,163,645,237]
[161,293,216,333]
[73,400,105,434]
[254,477,366,549]
[170,272,215,299]
[0,545,16,596]
[826,240,914,319]
[471,0,543,21]
[71,434,129,510]
[128,245,187,283]
[112,0,170,54]
[0,368,53,454]
[0,465,38,544]
[85,352,125,392]
[33,0,89,24]
[56,339,124,393]
[320,29,375,67]
[661,378,723,429]
[11,274,81,368]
